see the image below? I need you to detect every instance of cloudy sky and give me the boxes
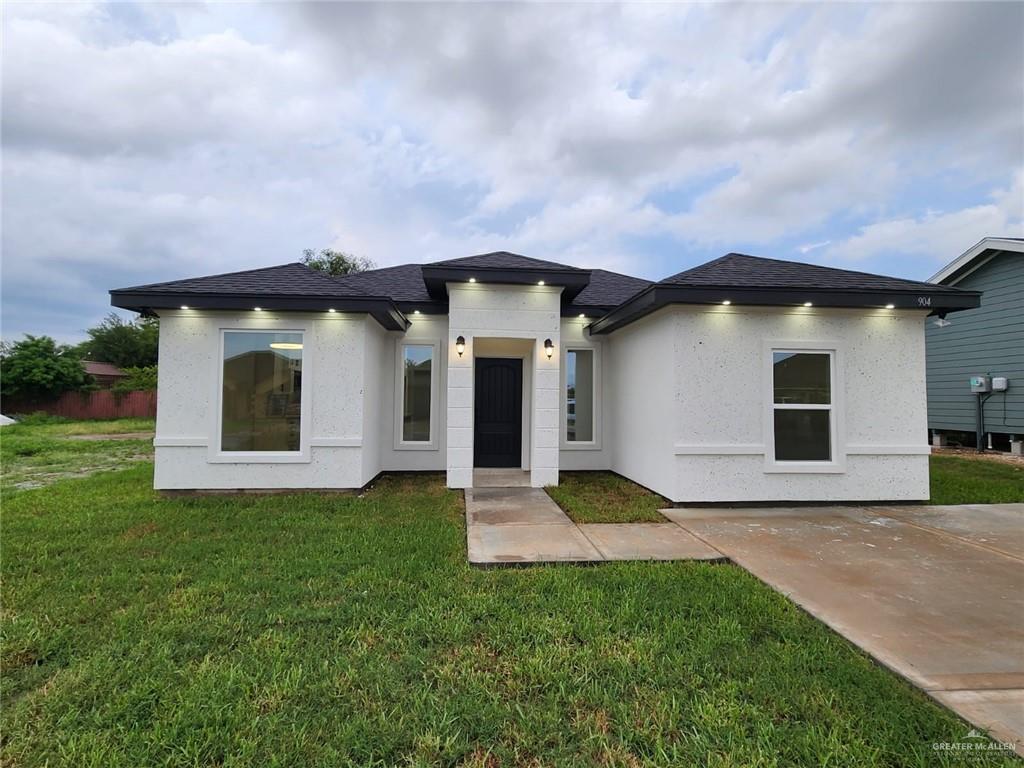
[3,1,1022,342]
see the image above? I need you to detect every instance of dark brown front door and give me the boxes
[474,358,523,468]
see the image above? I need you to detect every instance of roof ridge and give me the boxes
[664,252,945,290]
[429,251,583,271]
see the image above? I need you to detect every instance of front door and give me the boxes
[474,358,523,468]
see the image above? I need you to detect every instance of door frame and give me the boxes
[472,351,533,469]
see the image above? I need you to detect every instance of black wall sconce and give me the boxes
[544,338,554,359]
[455,335,466,357]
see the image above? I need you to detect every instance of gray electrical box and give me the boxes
[970,375,992,393]
[992,377,1009,392]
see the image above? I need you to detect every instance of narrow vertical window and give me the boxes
[566,349,594,442]
[402,344,433,442]
[772,351,832,461]
[221,331,302,452]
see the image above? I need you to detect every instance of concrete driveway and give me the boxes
[663,503,1024,754]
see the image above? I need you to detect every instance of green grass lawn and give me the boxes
[550,458,1024,524]
[3,462,1012,765]
[546,472,668,523]
[1,416,155,491]
[929,455,1024,505]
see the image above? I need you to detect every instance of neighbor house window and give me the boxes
[771,350,833,461]
[221,331,303,452]
[566,349,594,442]
[402,344,433,442]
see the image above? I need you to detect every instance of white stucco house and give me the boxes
[111,251,979,502]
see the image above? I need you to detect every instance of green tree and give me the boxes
[0,335,88,401]
[79,313,159,368]
[301,248,375,276]
[112,365,158,393]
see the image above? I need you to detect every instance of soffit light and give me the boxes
[803,302,813,307]
[455,335,466,357]
[721,300,731,305]
[544,338,554,359]
[538,280,545,286]
[328,308,336,313]
[885,303,895,309]
[468,277,477,283]
[579,313,586,319]
[254,307,263,311]
[270,342,303,350]
[180,305,189,310]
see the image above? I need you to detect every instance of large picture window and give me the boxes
[771,350,833,462]
[401,344,433,442]
[221,331,303,452]
[566,349,594,442]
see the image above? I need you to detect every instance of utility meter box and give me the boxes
[992,377,1009,392]
[970,375,992,393]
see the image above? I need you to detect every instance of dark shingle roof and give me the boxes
[114,262,367,297]
[330,263,431,302]
[571,269,652,308]
[430,251,579,271]
[660,253,964,294]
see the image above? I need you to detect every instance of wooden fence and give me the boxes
[4,390,157,420]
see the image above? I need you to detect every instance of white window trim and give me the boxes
[209,325,312,463]
[394,339,440,450]
[763,341,846,474]
[560,343,602,450]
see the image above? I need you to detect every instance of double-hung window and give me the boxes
[770,349,834,463]
[220,330,304,453]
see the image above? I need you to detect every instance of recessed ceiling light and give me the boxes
[180,305,189,310]
[468,277,476,283]
[254,307,263,312]
[538,280,545,286]
[579,313,586,319]
[885,303,895,309]
[328,308,336,313]
[413,310,421,315]
[721,300,731,305]
[803,302,813,307]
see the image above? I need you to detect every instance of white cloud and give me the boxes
[824,170,1024,265]
[1,1,1022,341]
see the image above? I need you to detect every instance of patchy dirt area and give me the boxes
[932,446,1024,466]
[2,419,155,492]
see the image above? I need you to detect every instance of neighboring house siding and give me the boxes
[667,306,930,503]
[926,253,1024,436]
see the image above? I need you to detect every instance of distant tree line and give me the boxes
[3,248,372,403]
[1,314,159,403]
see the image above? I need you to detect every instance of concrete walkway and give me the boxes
[465,487,721,565]
[664,503,1024,755]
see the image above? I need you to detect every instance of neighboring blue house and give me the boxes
[926,237,1024,452]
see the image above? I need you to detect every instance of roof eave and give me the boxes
[109,290,410,331]
[420,265,592,301]
[928,238,1024,285]
[588,285,982,335]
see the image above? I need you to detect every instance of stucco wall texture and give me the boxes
[152,301,931,502]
